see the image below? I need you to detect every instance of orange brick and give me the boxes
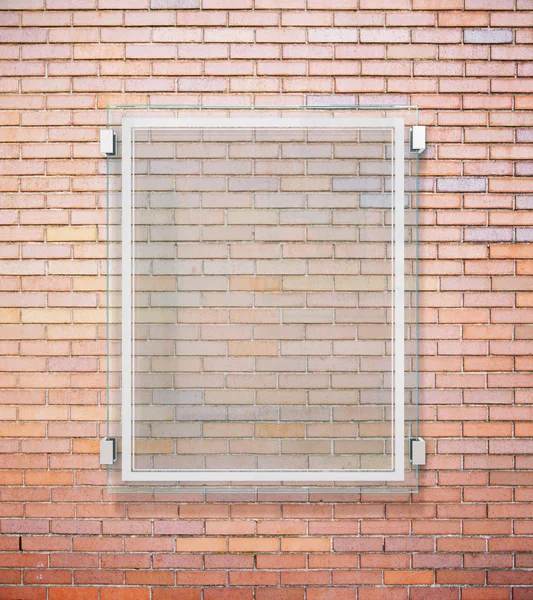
[228,538,278,552]
[280,538,330,552]
[176,538,226,553]
[384,570,434,585]
[0,423,45,438]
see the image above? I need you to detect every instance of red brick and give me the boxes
[101,591,150,600]
[513,589,533,600]
[359,590,407,600]
[281,570,330,585]
[0,570,22,584]
[307,590,355,600]
[204,591,253,600]
[153,591,201,600]
[145,551,197,569]
[257,554,305,569]
[229,571,279,586]
[256,591,304,600]
[462,591,509,600]
[23,570,72,585]
[334,538,383,552]
[1,590,47,600]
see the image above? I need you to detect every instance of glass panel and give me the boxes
[105,105,419,496]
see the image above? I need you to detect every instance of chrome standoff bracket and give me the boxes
[100,129,117,156]
[409,438,426,466]
[409,126,426,154]
[100,437,117,465]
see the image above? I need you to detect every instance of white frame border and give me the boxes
[121,117,405,483]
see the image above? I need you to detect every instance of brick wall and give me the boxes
[1,0,533,598]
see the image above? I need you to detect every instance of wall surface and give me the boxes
[1,0,533,598]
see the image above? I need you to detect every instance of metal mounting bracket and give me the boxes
[409,438,426,466]
[100,129,117,156]
[100,437,117,465]
[409,126,426,154]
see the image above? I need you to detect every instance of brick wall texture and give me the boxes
[1,0,533,598]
